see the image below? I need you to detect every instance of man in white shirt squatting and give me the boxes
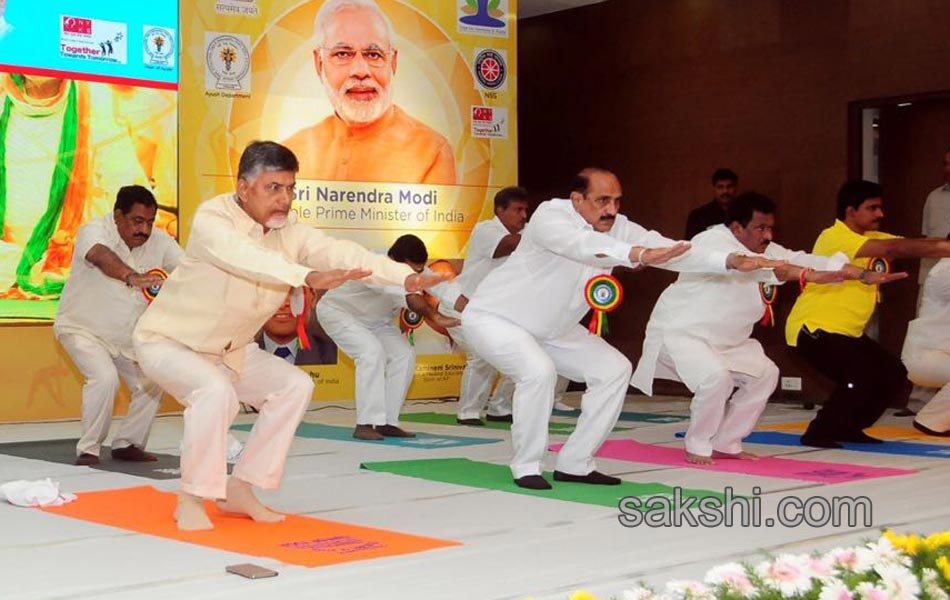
[446,186,528,425]
[632,192,902,465]
[461,168,783,490]
[903,257,950,437]
[133,141,448,530]
[55,185,183,466]
[317,234,459,440]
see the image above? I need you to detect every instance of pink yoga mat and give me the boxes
[549,439,915,483]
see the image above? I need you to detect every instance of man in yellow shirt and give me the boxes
[133,141,447,531]
[786,179,950,448]
[282,0,455,185]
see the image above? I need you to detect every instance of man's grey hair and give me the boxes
[313,0,396,49]
[237,141,299,182]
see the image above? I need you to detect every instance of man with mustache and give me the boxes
[282,0,455,185]
[786,179,950,448]
[684,168,738,240]
[133,141,449,530]
[633,192,904,465]
[461,168,782,490]
[54,185,183,466]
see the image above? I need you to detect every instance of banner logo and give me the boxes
[458,0,509,38]
[205,32,251,93]
[60,16,127,65]
[143,26,175,69]
[471,105,508,139]
[474,48,507,91]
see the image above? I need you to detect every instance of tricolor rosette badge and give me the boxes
[758,282,777,327]
[141,268,168,303]
[399,308,424,345]
[585,275,623,336]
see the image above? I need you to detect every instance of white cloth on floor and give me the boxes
[0,478,77,507]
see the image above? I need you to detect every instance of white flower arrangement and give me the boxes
[541,531,950,600]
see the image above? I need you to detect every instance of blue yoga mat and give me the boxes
[553,409,688,423]
[233,421,500,449]
[675,430,950,458]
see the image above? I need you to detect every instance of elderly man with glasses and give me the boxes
[283,0,456,185]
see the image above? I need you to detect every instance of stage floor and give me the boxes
[1,394,948,600]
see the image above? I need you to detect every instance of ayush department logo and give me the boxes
[474,48,506,91]
[205,33,250,92]
[458,0,508,37]
[144,26,174,67]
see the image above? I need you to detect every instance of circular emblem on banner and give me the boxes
[400,308,424,330]
[585,275,623,312]
[760,282,776,303]
[206,34,250,90]
[141,268,168,303]
[474,48,507,90]
[869,257,890,274]
[144,27,174,66]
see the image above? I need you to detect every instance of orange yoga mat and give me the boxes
[41,486,460,567]
[760,421,950,443]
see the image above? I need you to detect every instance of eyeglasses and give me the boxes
[320,46,391,68]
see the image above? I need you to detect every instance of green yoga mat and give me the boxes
[361,458,727,508]
[400,412,630,435]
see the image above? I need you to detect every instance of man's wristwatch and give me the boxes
[859,269,870,283]
[124,272,137,287]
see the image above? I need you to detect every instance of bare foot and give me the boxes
[175,492,213,531]
[685,451,714,465]
[215,476,285,523]
[712,450,759,460]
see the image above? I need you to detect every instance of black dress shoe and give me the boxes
[840,431,884,444]
[799,433,842,449]
[485,414,513,423]
[110,446,158,461]
[913,420,950,437]
[893,408,917,417]
[456,418,485,426]
[375,424,416,438]
[513,475,552,490]
[553,470,621,485]
[75,453,99,466]
[353,424,384,440]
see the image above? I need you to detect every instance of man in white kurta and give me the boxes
[631,192,863,464]
[317,235,457,439]
[132,142,440,530]
[447,186,528,425]
[461,168,778,489]
[902,258,950,436]
[54,185,182,465]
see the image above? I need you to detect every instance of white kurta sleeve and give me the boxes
[622,222,730,273]
[531,205,635,268]
[188,205,312,286]
[294,227,413,287]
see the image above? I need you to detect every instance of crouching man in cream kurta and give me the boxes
[461,168,782,490]
[54,185,182,466]
[903,258,950,436]
[133,142,447,530]
[317,234,459,440]
[631,192,896,464]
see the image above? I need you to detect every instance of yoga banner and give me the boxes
[0,0,179,421]
[179,0,518,400]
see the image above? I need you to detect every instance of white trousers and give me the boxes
[58,333,163,457]
[450,324,513,419]
[905,350,950,432]
[658,338,778,456]
[317,304,415,426]
[134,339,313,499]
[462,312,631,478]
